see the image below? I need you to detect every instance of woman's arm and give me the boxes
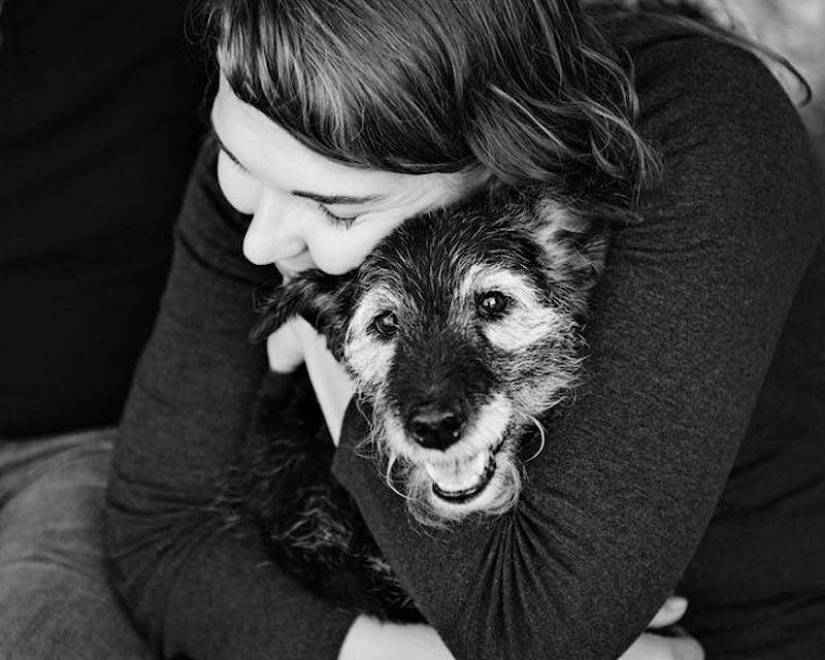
[107,130,702,660]
[106,140,359,660]
[330,26,824,660]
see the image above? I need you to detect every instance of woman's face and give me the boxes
[211,75,485,276]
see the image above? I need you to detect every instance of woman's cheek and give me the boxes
[311,216,406,275]
[216,152,259,214]
[307,242,364,275]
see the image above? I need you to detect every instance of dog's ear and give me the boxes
[531,196,610,283]
[250,270,356,360]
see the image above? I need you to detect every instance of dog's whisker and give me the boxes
[525,415,547,463]
[384,454,412,502]
[352,388,368,423]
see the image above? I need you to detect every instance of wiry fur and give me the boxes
[219,185,608,620]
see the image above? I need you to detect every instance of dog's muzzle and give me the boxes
[405,401,498,503]
[396,393,513,508]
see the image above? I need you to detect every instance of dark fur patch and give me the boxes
[219,369,421,622]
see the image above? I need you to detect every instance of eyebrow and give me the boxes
[292,190,381,205]
[211,124,382,206]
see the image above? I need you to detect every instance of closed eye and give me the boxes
[220,148,250,174]
[214,127,251,174]
[320,205,359,229]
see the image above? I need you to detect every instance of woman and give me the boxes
[106,1,825,659]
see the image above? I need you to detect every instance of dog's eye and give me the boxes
[476,291,509,319]
[371,311,399,338]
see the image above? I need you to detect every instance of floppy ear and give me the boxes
[250,270,355,360]
[532,195,611,284]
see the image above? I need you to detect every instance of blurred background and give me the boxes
[744,0,825,161]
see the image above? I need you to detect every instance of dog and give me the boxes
[220,184,609,621]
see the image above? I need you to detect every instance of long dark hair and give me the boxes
[200,0,661,216]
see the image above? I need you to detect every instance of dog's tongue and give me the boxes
[425,450,490,493]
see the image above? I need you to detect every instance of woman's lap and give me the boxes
[0,429,155,660]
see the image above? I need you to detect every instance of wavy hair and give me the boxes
[199,0,660,216]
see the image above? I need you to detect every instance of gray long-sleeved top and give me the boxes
[107,14,825,660]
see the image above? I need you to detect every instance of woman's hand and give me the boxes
[266,316,355,445]
[621,597,705,660]
[621,632,704,660]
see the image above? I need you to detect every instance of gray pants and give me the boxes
[0,429,154,660]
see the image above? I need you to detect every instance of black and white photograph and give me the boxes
[1,1,823,658]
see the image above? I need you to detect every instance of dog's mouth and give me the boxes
[425,443,501,504]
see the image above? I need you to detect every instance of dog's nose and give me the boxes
[407,404,464,450]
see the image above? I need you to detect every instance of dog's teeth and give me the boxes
[425,450,490,493]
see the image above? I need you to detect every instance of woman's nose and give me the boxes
[242,195,307,266]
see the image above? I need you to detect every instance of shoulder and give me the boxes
[595,13,821,246]
[601,13,813,171]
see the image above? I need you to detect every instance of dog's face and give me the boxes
[253,187,606,524]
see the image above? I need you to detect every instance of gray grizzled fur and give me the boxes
[219,184,609,621]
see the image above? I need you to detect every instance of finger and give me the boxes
[649,596,688,629]
[266,321,307,373]
[620,632,705,660]
[299,323,357,446]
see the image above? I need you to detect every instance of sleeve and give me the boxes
[105,138,359,660]
[331,33,825,660]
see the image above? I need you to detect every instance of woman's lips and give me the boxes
[276,255,317,280]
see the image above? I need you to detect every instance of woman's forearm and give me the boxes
[107,140,359,660]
